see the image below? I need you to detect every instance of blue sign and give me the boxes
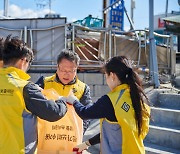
[109,0,124,31]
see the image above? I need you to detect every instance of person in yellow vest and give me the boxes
[66,56,151,154]
[0,35,67,154]
[0,37,4,68]
[36,49,92,153]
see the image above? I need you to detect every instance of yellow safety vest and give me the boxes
[37,74,85,153]
[106,84,150,154]
[0,67,38,154]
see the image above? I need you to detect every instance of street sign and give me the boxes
[109,0,124,30]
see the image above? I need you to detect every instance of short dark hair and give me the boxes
[3,35,34,65]
[57,49,80,66]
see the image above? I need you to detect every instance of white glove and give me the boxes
[66,95,78,105]
[58,96,67,102]
[73,141,90,152]
[66,90,78,105]
[55,96,67,104]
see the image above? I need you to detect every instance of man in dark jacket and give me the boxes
[36,50,92,152]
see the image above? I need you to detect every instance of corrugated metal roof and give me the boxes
[162,15,180,25]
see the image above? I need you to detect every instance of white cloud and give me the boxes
[70,18,77,22]
[0,4,55,18]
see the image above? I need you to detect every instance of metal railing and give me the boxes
[0,23,175,78]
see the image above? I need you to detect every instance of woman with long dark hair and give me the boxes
[67,56,150,154]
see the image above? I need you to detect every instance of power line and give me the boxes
[35,0,54,14]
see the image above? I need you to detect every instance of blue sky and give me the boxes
[0,0,179,30]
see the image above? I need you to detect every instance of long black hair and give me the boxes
[104,56,149,136]
[0,37,4,61]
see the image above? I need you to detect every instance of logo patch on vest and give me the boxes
[72,88,77,93]
[121,102,130,112]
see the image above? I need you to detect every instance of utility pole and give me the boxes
[103,0,106,28]
[149,0,160,88]
[49,0,52,14]
[165,0,168,17]
[35,0,53,13]
[4,0,9,17]
[130,0,135,30]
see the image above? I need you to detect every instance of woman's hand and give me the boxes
[73,141,91,152]
[66,90,78,105]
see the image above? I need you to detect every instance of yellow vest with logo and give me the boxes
[0,67,37,154]
[38,74,85,153]
[105,84,150,154]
